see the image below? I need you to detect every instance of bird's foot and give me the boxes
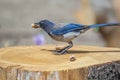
[54,50,68,55]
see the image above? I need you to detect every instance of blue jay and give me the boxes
[32,20,120,54]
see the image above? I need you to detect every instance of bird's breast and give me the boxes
[49,32,80,42]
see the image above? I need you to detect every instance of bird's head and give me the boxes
[32,20,55,29]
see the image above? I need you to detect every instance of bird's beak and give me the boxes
[31,23,40,28]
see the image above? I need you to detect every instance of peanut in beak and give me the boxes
[31,24,39,28]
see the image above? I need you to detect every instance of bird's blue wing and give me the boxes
[51,23,84,35]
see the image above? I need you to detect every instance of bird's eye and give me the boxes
[40,22,44,26]
[39,22,46,28]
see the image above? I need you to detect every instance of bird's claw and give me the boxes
[54,50,68,55]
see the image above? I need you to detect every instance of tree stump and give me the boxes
[0,45,120,80]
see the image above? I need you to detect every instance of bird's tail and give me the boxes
[86,23,120,29]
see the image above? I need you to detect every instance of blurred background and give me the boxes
[0,0,120,48]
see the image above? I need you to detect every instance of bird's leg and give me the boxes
[57,42,73,54]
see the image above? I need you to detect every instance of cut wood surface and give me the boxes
[0,45,120,80]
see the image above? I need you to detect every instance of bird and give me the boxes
[32,20,120,54]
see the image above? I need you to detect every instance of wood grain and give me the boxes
[0,45,120,80]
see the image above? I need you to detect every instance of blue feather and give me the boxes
[88,23,120,28]
[52,23,84,35]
